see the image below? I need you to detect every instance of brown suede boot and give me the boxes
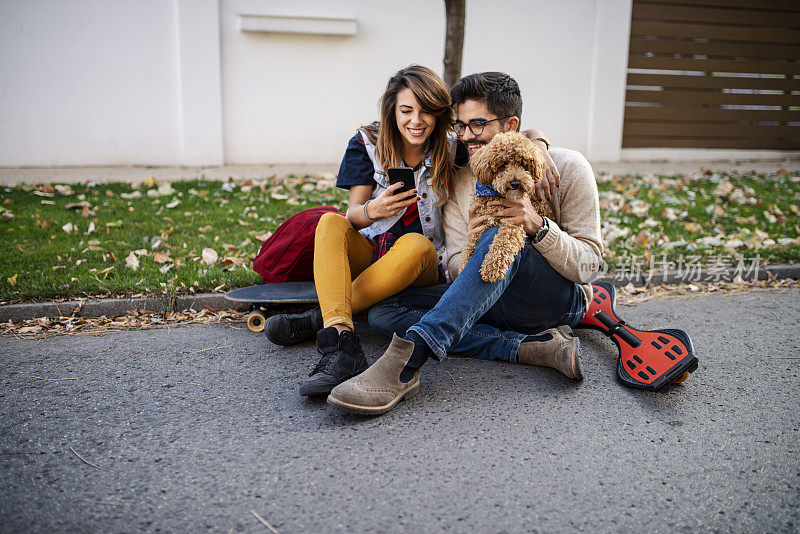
[516,326,584,379]
[327,333,420,414]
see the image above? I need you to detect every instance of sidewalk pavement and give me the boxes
[1,289,798,532]
[2,157,799,185]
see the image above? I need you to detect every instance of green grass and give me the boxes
[0,177,349,301]
[1,169,798,302]
[595,170,800,269]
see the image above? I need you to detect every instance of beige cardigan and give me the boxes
[443,147,603,306]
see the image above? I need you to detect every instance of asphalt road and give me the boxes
[1,290,798,533]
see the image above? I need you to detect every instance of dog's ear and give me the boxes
[469,143,496,185]
[520,139,547,180]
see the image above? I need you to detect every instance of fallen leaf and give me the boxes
[62,222,75,234]
[125,252,140,270]
[159,264,172,274]
[201,248,218,265]
[660,208,677,221]
[165,199,180,209]
[7,274,17,285]
[158,183,176,196]
[18,326,42,334]
[221,256,245,266]
[54,185,74,195]
[144,176,158,188]
[106,220,123,228]
[153,252,172,264]
[622,282,646,295]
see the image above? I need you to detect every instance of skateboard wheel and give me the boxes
[673,371,690,384]
[247,311,266,332]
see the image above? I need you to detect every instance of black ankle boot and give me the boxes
[265,307,323,346]
[299,327,369,397]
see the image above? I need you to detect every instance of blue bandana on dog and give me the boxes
[476,182,501,197]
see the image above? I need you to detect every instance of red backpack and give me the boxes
[253,206,341,283]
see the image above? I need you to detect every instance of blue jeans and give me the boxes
[367,225,586,362]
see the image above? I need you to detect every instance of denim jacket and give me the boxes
[357,129,449,272]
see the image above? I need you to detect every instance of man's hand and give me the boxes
[531,140,559,201]
[522,130,560,200]
[537,148,560,201]
[488,196,544,236]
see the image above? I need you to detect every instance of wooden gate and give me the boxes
[623,0,800,150]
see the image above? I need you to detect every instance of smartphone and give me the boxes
[387,166,416,194]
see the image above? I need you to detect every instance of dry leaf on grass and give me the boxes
[125,253,140,270]
[220,256,245,266]
[201,248,218,265]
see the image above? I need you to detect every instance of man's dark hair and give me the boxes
[450,72,522,127]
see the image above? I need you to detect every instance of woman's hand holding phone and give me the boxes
[368,182,419,219]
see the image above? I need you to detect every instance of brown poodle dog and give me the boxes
[459,131,555,282]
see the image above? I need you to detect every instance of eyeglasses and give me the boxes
[452,116,512,136]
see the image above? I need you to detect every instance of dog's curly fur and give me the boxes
[459,131,555,282]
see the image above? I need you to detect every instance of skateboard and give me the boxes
[576,281,698,392]
[225,282,318,333]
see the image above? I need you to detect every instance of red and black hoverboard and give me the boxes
[576,281,698,392]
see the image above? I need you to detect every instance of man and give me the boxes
[327,72,603,414]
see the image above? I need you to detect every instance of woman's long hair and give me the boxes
[364,65,455,205]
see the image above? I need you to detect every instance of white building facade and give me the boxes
[3,0,785,168]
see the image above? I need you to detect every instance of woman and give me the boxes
[266,65,461,396]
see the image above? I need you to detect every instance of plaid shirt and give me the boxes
[372,231,448,285]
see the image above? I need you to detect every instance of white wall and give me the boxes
[461,0,630,161]
[219,0,447,164]
[0,0,182,166]
[0,0,633,166]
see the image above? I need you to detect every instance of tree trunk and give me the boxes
[443,0,466,89]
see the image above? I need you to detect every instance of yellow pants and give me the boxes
[313,212,440,330]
